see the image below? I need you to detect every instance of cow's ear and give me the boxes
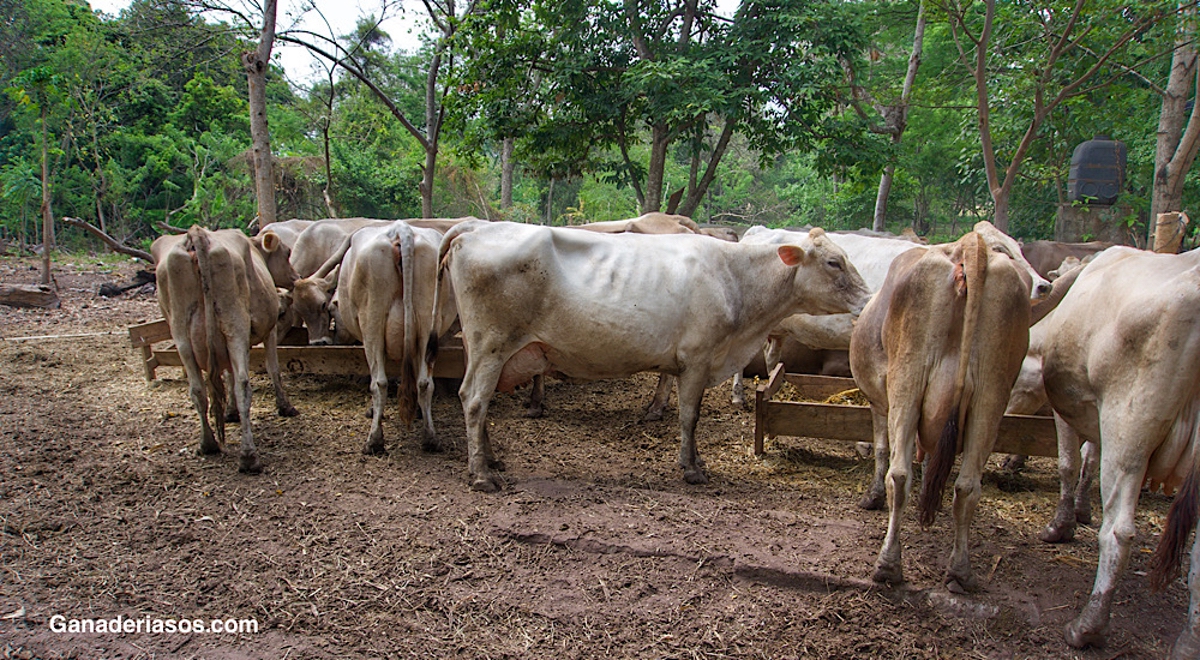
[777,245,805,267]
[321,266,340,290]
[260,231,281,253]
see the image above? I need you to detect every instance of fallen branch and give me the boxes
[155,221,190,234]
[61,216,153,262]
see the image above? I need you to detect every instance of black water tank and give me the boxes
[1068,135,1126,205]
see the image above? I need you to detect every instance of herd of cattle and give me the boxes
[148,214,1200,657]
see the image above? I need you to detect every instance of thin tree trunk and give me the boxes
[873,1,925,232]
[544,176,555,225]
[1151,8,1199,246]
[242,0,278,227]
[501,137,515,209]
[40,106,53,286]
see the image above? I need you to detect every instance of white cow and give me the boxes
[1040,246,1200,656]
[434,220,871,492]
[336,221,458,455]
[152,227,300,473]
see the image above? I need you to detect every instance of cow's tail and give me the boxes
[391,222,419,426]
[187,226,228,440]
[919,231,987,528]
[429,221,482,370]
[1149,452,1200,592]
[314,233,352,280]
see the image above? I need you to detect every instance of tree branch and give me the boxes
[62,217,153,262]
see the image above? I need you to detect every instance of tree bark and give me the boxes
[242,0,278,228]
[1151,8,1200,246]
[500,137,515,209]
[643,125,670,213]
[872,1,925,232]
[39,105,53,286]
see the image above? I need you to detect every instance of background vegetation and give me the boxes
[1,0,1195,255]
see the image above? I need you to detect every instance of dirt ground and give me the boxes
[0,254,1188,659]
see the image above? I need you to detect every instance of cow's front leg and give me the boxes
[1064,458,1142,649]
[524,375,546,419]
[1040,414,1082,543]
[416,355,440,452]
[858,406,889,510]
[1169,527,1200,659]
[644,373,673,422]
[676,372,708,484]
[263,330,298,417]
[945,437,991,593]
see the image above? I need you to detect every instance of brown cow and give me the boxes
[849,223,1034,593]
[151,227,300,473]
[1020,239,1112,279]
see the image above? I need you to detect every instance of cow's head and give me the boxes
[253,230,300,290]
[777,227,871,317]
[291,269,339,345]
[972,221,1052,300]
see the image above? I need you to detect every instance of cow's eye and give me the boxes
[827,259,843,270]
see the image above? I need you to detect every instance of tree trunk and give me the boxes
[873,1,925,232]
[242,0,278,228]
[678,119,735,218]
[1151,9,1200,247]
[643,125,670,213]
[39,106,53,286]
[501,137,515,209]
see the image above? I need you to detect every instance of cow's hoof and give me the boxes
[872,562,903,586]
[683,467,709,485]
[1001,454,1027,472]
[945,573,978,594]
[1169,629,1200,660]
[858,490,886,511]
[278,404,299,418]
[643,410,665,422]
[420,434,443,453]
[470,475,502,493]
[1038,523,1075,544]
[523,405,545,419]
[225,409,240,423]
[198,441,221,456]
[1064,618,1107,649]
[1075,504,1092,526]
[364,407,375,419]
[362,441,386,456]
[239,455,263,474]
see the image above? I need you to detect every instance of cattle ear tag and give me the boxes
[953,262,968,295]
[777,245,805,267]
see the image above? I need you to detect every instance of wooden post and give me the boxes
[1154,211,1190,254]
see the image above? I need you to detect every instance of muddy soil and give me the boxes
[0,255,1187,659]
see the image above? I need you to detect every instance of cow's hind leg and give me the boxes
[1074,441,1098,525]
[873,404,919,585]
[1169,524,1200,659]
[675,371,708,484]
[363,334,390,455]
[1064,447,1145,649]
[460,357,507,492]
[228,342,262,474]
[179,341,219,456]
[416,349,440,452]
[524,375,546,419]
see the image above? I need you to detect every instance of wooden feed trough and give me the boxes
[753,364,1059,458]
[128,319,465,382]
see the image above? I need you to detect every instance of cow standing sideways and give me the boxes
[850,222,1041,593]
[336,221,458,455]
[1039,247,1200,656]
[433,220,870,492]
[152,227,300,473]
